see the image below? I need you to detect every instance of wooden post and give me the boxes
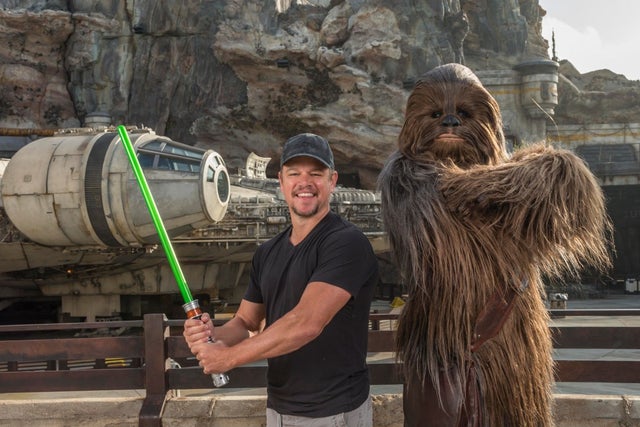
[139,313,170,427]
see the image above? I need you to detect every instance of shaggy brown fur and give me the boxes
[378,64,611,426]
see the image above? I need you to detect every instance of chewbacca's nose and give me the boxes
[442,114,460,127]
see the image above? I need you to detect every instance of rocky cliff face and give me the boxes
[553,60,640,125]
[1,0,638,188]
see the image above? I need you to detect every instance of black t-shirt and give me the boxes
[244,212,378,417]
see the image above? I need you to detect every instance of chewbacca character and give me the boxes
[378,63,611,426]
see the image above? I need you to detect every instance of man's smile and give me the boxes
[296,192,315,198]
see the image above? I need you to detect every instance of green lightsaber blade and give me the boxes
[116,125,193,304]
[118,125,230,387]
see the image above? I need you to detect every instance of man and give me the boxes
[184,133,379,427]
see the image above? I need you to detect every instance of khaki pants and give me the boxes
[266,396,372,427]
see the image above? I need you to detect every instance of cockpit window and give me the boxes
[137,138,205,172]
[164,145,202,159]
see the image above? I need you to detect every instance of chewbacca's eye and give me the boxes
[457,109,470,118]
[431,111,442,119]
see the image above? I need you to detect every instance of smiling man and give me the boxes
[184,133,379,427]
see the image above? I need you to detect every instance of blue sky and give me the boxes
[538,0,640,81]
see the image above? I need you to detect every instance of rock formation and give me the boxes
[1,0,638,188]
[553,60,640,125]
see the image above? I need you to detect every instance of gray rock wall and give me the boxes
[1,0,637,188]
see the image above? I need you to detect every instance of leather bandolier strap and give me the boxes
[403,287,519,427]
[470,286,518,352]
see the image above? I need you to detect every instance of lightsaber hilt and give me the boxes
[183,300,230,387]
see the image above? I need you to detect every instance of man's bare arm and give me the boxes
[183,299,264,349]
[191,281,351,374]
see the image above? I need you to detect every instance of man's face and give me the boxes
[278,156,337,219]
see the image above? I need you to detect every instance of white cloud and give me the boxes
[540,2,640,81]
[542,17,603,71]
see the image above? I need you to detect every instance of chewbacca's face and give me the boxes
[398,64,506,167]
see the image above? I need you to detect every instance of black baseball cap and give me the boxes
[280,133,335,169]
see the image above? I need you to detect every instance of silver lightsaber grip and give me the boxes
[183,300,230,387]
